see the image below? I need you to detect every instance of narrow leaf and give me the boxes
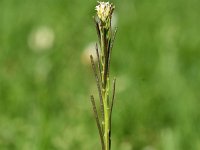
[90,95,105,150]
[108,28,117,75]
[110,78,116,119]
[90,55,104,119]
[95,43,102,84]
[93,16,101,43]
[109,78,116,150]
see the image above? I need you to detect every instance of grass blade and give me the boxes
[90,55,104,119]
[90,95,105,150]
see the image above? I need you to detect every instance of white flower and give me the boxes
[95,1,114,22]
[28,26,55,52]
[81,42,99,65]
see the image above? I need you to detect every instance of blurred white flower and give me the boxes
[81,42,100,65]
[28,26,55,52]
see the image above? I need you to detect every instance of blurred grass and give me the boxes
[0,0,200,149]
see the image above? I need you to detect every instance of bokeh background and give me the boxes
[0,0,200,150]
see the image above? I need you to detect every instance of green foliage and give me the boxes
[0,0,200,149]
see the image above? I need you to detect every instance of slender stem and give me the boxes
[100,28,110,150]
[102,87,109,150]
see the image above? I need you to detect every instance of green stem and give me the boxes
[101,30,111,150]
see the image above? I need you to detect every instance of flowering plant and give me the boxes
[90,2,117,150]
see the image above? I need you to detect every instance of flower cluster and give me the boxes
[95,1,114,23]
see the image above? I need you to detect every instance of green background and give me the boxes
[0,0,200,149]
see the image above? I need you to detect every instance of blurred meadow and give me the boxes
[0,0,200,150]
